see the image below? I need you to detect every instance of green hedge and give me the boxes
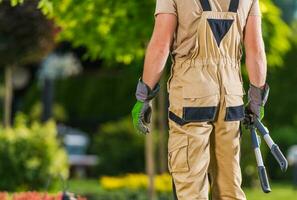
[54,68,140,124]
[0,114,68,191]
[266,126,297,180]
[20,67,140,130]
[90,117,145,176]
[266,38,297,129]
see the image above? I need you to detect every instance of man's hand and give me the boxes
[131,80,160,134]
[246,84,270,120]
[132,100,152,134]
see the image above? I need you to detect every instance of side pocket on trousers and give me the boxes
[168,134,190,173]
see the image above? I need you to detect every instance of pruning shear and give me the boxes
[243,115,288,193]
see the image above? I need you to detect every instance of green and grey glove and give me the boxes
[246,83,270,120]
[131,79,160,134]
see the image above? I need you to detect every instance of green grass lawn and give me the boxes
[68,179,297,200]
[68,179,104,196]
[245,182,297,200]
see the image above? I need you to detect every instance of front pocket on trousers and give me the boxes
[168,134,189,173]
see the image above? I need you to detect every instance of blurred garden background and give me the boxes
[0,0,297,199]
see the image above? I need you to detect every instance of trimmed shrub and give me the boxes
[0,114,68,191]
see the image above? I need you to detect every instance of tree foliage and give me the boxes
[0,0,55,127]
[273,0,297,23]
[3,0,292,67]
[5,0,291,67]
[260,0,292,67]
[45,0,154,65]
[0,0,54,67]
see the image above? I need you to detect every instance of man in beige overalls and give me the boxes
[132,0,269,199]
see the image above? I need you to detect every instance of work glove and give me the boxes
[246,83,270,120]
[131,79,160,134]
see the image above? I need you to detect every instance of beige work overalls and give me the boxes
[167,0,246,199]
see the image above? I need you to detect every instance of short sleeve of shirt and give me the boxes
[248,0,261,16]
[154,0,177,16]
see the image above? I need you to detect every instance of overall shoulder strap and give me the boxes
[199,0,211,11]
[228,0,239,12]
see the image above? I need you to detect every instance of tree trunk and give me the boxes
[42,78,54,122]
[158,77,168,173]
[146,100,156,200]
[3,66,13,128]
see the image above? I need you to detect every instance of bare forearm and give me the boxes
[142,41,170,89]
[244,16,267,88]
[141,14,176,89]
[245,46,267,87]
